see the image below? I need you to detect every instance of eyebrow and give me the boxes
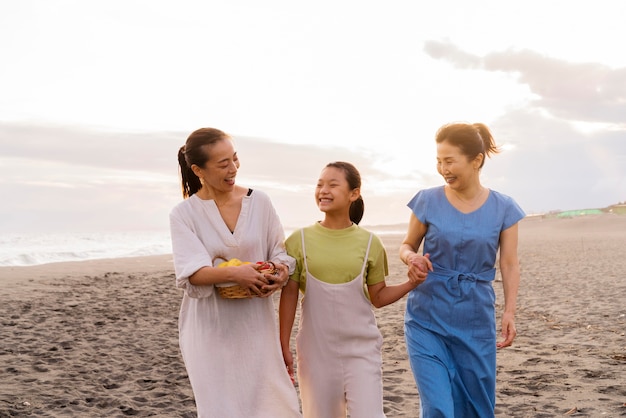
[216,152,237,164]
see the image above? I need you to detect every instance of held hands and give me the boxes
[497,312,517,349]
[407,253,433,285]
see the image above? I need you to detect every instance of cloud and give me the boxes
[0,122,417,232]
[423,40,482,69]
[486,109,626,213]
[0,122,391,190]
[0,123,180,173]
[423,40,626,124]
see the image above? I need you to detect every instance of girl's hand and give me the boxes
[282,347,296,384]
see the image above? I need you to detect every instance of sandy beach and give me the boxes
[1,214,625,417]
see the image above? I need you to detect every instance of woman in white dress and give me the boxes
[169,127,302,418]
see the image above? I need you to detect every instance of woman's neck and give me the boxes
[196,186,233,206]
[447,183,486,207]
[449,182,483,199]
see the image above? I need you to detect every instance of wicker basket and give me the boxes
[216,284,255,299]
[216,261,278,299]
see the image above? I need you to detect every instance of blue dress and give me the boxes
[404,186,524,418]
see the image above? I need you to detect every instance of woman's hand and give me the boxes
[407,253,432,285]
[234,264,271,296]
[497,312,517,348]
[259,262,289,297]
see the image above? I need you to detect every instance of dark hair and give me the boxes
[326,161,364,225]
[178,128,230,198]
[435,122,499,168]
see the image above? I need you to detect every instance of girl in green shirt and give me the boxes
[279,161,418,418]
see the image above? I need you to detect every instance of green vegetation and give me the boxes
[551,202,626,218]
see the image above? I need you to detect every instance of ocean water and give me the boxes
[0,230,173,267]
[0,226,407,267]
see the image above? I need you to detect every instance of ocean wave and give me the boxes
[0,231,173,267]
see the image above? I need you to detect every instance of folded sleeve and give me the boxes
[169,209,215,299]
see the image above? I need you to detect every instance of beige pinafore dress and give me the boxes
[296,231,386,418]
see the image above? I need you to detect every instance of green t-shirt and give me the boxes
[285,222,388,293]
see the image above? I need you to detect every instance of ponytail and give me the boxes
[350,196,364,225]
[473,123,500,167]
[178,145,202,198]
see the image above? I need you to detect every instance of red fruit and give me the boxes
[256,261,275,271]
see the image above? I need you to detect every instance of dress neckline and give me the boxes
[441,185,491,215]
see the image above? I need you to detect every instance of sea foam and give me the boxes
[0,231,173,267]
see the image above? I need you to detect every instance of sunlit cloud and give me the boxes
[424,40,626,125]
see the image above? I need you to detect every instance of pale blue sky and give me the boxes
[1,1,625,232]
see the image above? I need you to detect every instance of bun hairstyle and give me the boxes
[178,128,230,198]
[326,161,364,225]
[435,122,500,168]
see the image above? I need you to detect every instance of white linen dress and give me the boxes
[169,190,301,418]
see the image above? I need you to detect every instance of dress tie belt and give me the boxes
[430,264,496,297]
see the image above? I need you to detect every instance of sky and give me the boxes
[1,0,625,233]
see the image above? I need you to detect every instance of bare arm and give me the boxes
[368,280,418,308]
[497,223,521,349]
[279,279,299,376]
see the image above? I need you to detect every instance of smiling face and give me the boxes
[436,140,483,191]
[315,166,359,216]
[191,138,240,193]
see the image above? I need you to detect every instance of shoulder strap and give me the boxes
[360,233,374,277]
[300,229,309,273]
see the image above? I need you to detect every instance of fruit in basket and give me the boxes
[256,261,278,282]
[217,258,251,267]
[256,261,276,272]
[215,259,279,299]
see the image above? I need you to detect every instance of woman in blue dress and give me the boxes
[399,122,525,417]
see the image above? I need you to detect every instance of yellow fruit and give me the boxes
[217,258,252,268]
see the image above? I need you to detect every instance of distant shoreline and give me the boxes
[3,211,625,268]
